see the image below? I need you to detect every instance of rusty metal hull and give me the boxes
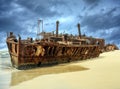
[6,20,103,69]
[6,40,100,69]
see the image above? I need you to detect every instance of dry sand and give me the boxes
[10,50,120,89]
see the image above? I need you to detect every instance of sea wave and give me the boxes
[0,51,10,58]
[0,50,12,71]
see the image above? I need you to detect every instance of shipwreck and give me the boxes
[6,20,105,69]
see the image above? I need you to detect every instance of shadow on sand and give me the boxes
[11,64,89,86]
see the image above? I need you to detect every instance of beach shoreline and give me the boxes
[1,50,120,89]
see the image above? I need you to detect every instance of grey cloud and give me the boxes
[0,0,64,34]
[0,0,120,49]
[98,28,120,44]
[106,28,120,48]
[81,7,120,32]
[83,0,99,4]
[0,17,22,33]
[105,8,117,16]
[0,0,13,12]
[80,6,120,47]
[83,0,100,10]
[0,0,38,34]
[108,29,120,41]
[16,0,66,18]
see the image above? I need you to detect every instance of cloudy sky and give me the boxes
[0,0,120,49]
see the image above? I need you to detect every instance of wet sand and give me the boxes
[1,50,120,89]
[10,65,88,86]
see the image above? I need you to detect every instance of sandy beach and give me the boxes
[1,50,120,89]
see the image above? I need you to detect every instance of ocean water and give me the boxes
[0,50,12,89]
[0,51,11,69]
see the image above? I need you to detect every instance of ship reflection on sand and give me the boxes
[0,51,88,88]
[10,64,88,86]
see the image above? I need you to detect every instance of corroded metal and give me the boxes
[104,44,119,51]
[6,21,106,69]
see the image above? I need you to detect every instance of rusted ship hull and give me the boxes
[6,20,104,69]
[6,40,100,69]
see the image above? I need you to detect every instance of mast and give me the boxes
[77,23,81,38]
[37,20,43,39]
[56,21,59,37]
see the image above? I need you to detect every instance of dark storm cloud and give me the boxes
[0,0,67,32]
[16,0,66,17]
[81,7,120,32]
[83,0,99,4]
[0,0,120,49]
[0,0,27,33]
[0,0,66,49]
[83,0,100,10]
[107,29,120,42]
[103,28,120,48]
[0,0,13,12]
[0,16,23,33]
[0,0,65,32]
[80,5,120,47]
[0,1,18,35]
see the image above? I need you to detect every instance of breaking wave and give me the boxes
[0,50,12,70]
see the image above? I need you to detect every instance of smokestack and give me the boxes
[56,21,59,37]
[77,23,81,38]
